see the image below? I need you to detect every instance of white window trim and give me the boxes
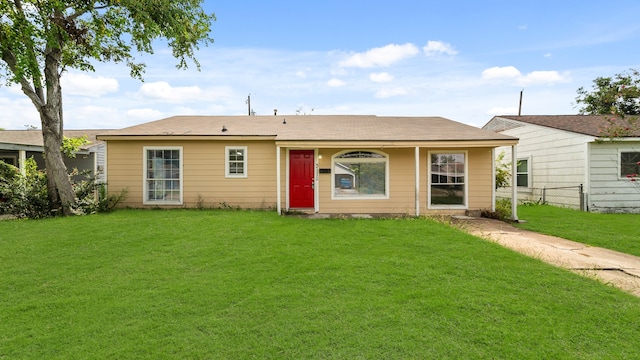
[428,150,468,210]
[143,146,183,205]
[331,150,389,200]
[618,149,640,180]
[517,156,532,189]
[225,146,248,178]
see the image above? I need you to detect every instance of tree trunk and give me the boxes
[40,118,76,216]
[39,40,76,216]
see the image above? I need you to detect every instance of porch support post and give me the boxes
[19,150,26,176]
[511,144,519,222]
[491,148,496,212]
[276,146,282,215]
[415,146,420,216]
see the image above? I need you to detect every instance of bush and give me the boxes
[0,160,126,219]
[71,169,127,215]
[481,198,512,221]
[0,161,19,202]
[0,158,50,218]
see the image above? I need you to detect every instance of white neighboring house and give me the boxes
[483,115,640,213]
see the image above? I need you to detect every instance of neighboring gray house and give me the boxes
[0,129,109,182]
[484,115,640,213]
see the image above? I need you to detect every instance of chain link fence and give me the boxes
[499,185,585,211]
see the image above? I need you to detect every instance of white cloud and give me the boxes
[296,70,307,78]
[0,96,39,129]
[519,70,569,85]
[327,78,346,87]
[482,66,522,80]
[375,87,409,98]
[125,108,165,120]
[61,73,119,97]
[544,53,553,58]
[7,84,24,96]
[369,72,394,83]
[423,41,458,56]
[137,81,202,103]
[482,66,569,86]
[334,105,352,112]
[339,43,419,68]
[66,105,120,128]
[486,106,518,116]
[482,66,569,84]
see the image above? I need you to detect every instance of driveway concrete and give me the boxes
[452,216,640,298]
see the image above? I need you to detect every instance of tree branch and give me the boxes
[67,4,111,22]
[0,49,44,109]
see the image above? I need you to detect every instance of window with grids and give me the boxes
[430,153,465,206]
[144,147,182,204]
[517,158,529,187]
[620,152,640,177]
[226,146,247,178]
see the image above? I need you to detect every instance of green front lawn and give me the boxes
[1,209,639,359]
[516,205,640,257]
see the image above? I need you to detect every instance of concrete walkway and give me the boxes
[452,216,640,297]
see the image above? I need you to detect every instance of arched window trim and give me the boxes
[335,150,385,159]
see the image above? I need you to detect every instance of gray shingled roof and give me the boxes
[99,115,517,142]
[0,129,110,150]
[493,115,640,137]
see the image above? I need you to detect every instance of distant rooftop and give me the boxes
[488,115,640,137]
[0,129,112,150]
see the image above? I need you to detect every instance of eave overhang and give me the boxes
[96,135,277,141]
[275,139,519,148]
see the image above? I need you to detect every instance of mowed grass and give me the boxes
[1,210,640,359]
[516,205,640,257]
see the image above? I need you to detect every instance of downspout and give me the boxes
[276,146,282,215]
[415,146,420,216]
[511,144,519,222]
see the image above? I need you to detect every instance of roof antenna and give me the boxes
[282,118,287,124]
[518,89,523,116]
[274,109,278,116]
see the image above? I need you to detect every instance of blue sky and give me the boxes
[2,0,640,130]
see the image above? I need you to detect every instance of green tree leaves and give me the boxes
[576,69,640,139]
[0,0,215,215]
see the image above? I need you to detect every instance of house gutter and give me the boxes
[276,140,518,148]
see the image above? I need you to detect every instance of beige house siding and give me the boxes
[466,148,493,210]
[107,140,279,209]
[313,147,494,215]
[107,140,496,215]
[315,148,417,214]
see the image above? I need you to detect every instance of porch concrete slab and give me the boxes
[453,217,640,298]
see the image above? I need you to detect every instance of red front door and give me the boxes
[289,150,315,208]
